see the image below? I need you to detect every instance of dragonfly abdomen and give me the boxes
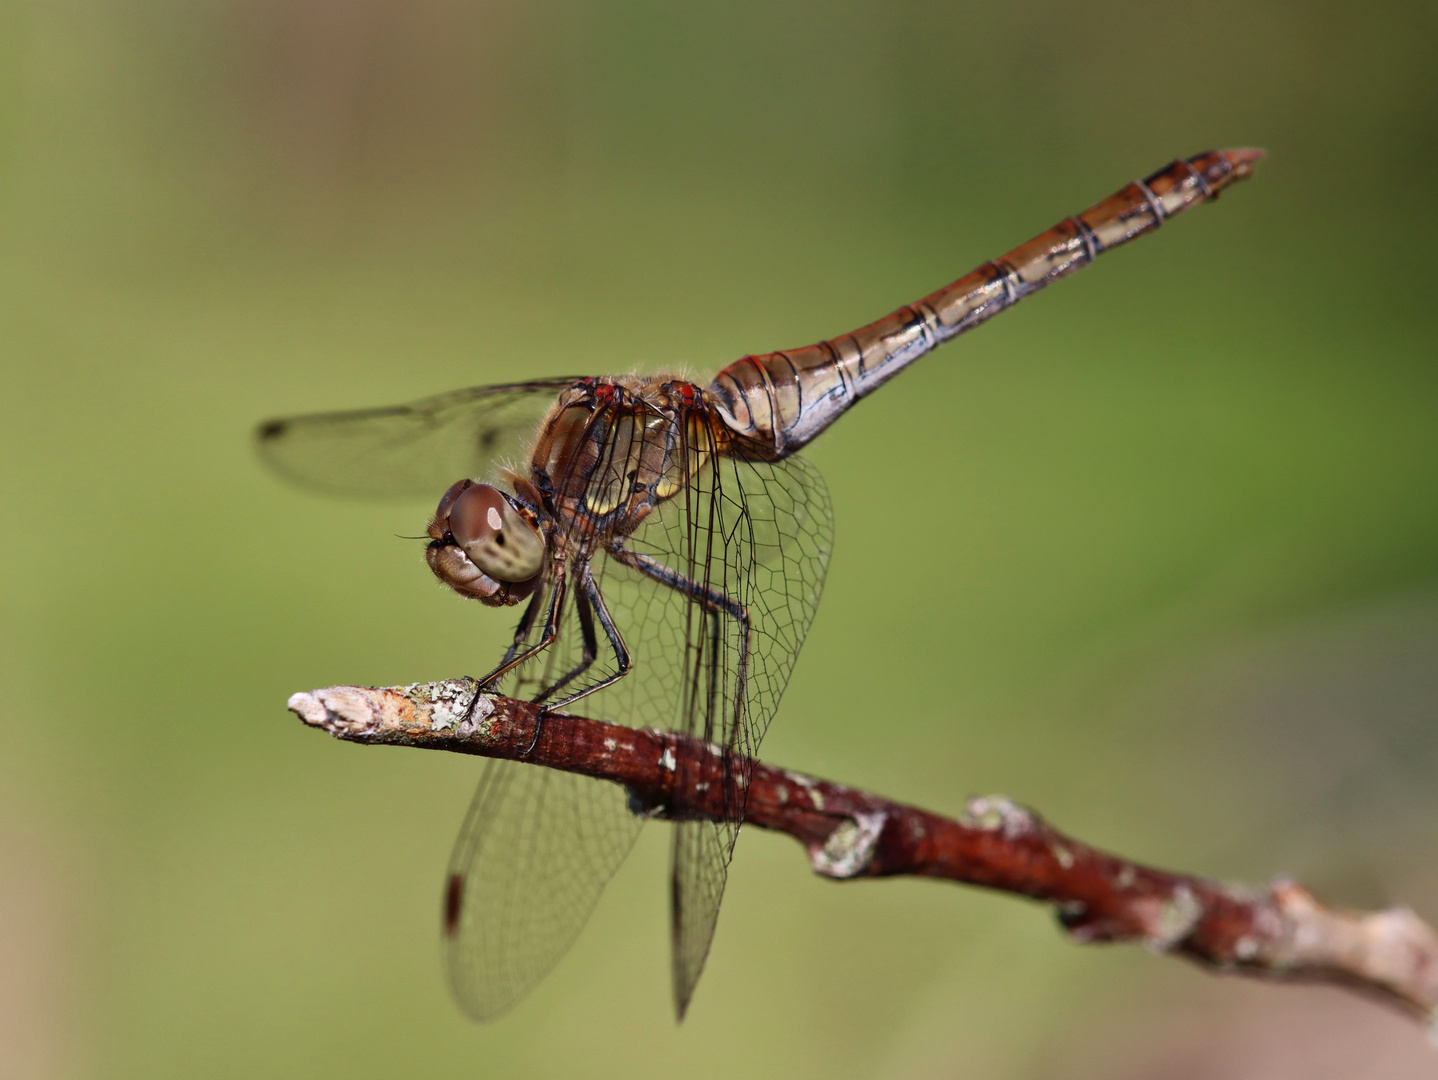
[709,148,1262,457]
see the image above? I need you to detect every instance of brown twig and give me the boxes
[287,678,1438,1026]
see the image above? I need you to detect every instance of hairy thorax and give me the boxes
[527,376,735,557]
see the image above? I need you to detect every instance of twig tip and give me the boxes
[286,686,381,737]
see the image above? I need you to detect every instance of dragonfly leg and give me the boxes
[537,560,632,715]
[531,563,601,705]
[498,585,547,668]
[463,563,568,735]
[606,545,751,750]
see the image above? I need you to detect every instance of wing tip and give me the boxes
[443,873,464,938]
[255,417,289,443]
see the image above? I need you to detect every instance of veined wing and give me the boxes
[643,450,832,1017]
[547,438,832,1016]
[442,758,644,1021]
[443,401,831,1021]
[255,378,580,498]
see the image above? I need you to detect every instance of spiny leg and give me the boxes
[477,566,567,688]
[607,544,751,751]
[540,560,632,714]
[463,563,568,740]
[532,563,601,705]
[498,583,546,668]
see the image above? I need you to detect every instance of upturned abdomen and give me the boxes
[708,148,1262,457]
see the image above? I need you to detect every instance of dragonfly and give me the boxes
[257,148,1261,1021]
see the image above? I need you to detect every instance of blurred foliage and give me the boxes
[2,0,1437,1076]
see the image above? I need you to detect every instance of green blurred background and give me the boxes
[3,0,1437,1075]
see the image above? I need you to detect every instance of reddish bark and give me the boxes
[288,678,1438,1026]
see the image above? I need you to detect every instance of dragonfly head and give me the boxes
[426,480,546,606]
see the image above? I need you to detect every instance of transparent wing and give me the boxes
[639,451,833,1016]
[444,415,831,1021]
[255,378,579,498]
[442,758,644,1022]
[669,820,729,1017]
[501,443,833,1017]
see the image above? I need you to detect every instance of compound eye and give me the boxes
[433,478,474,525]
[448,484,545,582]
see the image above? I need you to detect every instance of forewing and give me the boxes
[255,378,578,498]
[442,757,644,1022]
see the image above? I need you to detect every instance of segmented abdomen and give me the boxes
[709,148,1262,456]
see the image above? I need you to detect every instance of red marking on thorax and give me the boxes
[668,382,700,406]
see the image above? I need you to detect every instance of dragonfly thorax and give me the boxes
[528,377,723,549]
